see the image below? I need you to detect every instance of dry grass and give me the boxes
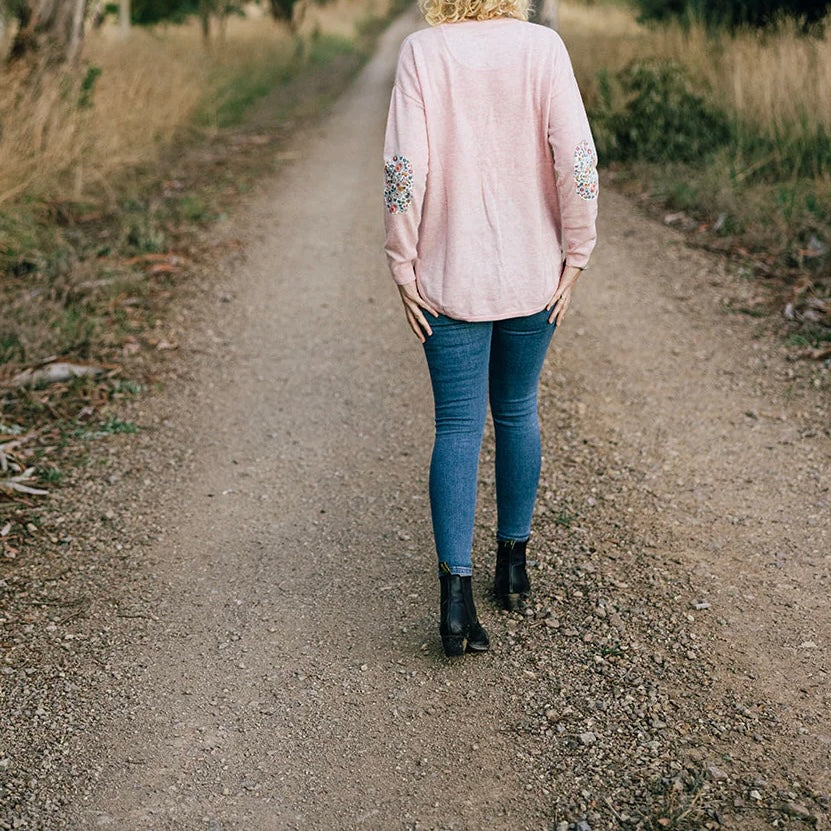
[561,0,831,149]
[0,0,390,204]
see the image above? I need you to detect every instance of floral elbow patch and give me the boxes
[384,155,414,214]
[573,140,599,201]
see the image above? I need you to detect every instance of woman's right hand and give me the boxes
[546,264,584,326]
[398,281,439,343]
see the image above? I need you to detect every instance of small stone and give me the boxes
[579,732,596,746]
[556,823,569,831]
[576,821,593,831]
[706,764,729,782]
[545,617,560,629]
[782,802,816,822]
[360,664,368,672]
[749,790,762,801]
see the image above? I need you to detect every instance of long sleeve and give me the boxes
[383,40,429,286]
[547,35,599,270]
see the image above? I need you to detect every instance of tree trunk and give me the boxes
[8,0,87,66]
[119,0,130,38]
[89,0,107,28]
[199,0,212,43]
[217,0,230,44]
[531,0,559,30]
[268,0,296,27]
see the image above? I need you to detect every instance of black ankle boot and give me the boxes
[439,573,490,657]
[494,538,530,611]
[462,576,490,653]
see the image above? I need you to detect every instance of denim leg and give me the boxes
[422,315,492,576]
[489,308,556,542]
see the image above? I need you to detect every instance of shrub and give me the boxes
[591,58,731,163]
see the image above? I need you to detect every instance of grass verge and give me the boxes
[560,0,831,349]
[0,0,406,540]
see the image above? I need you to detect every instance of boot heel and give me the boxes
[503,592,521,612]
[494,538,531,611]
[442,635,466,657]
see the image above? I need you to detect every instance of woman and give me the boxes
[383,0,598,657]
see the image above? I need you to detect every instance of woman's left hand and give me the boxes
[546,264,583,326]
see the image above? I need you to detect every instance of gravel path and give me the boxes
[2,8,829,830]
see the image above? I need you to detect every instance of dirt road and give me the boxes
[4,7,828,830]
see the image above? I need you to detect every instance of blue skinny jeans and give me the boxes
[421,307,556,576]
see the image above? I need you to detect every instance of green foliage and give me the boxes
[306,33,355,65]
[37,466,64,485]
[130,0,199,25]
[78,65,103,109]
[52,304,99,358]
[731,119,831,180]
[125,210,166,253]
[74,417,139,439]
[199,34,356,129]
[175,194,212,222]
[109,379,144,397]
[99,416,139,434]
[267,0,297,24]
[633,0,831,30]
[0,206,55,279]
[553,507,578,528]
[0,332,25,363]
[591,59,731,163]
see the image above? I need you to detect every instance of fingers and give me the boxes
[554,295,571,326]
[420,299,440,318]
[547,288,565,323]
[546,290,563,312]
[405,302,432,341]
[398,285,436,341]
[399,283,439,318]
[548,292,571,326]
[410,292,439,318]
[405,307,425,343]
[411,301,433,337]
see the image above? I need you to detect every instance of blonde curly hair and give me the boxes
[419,0,532,25]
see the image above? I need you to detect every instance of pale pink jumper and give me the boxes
[383,18,598,322]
